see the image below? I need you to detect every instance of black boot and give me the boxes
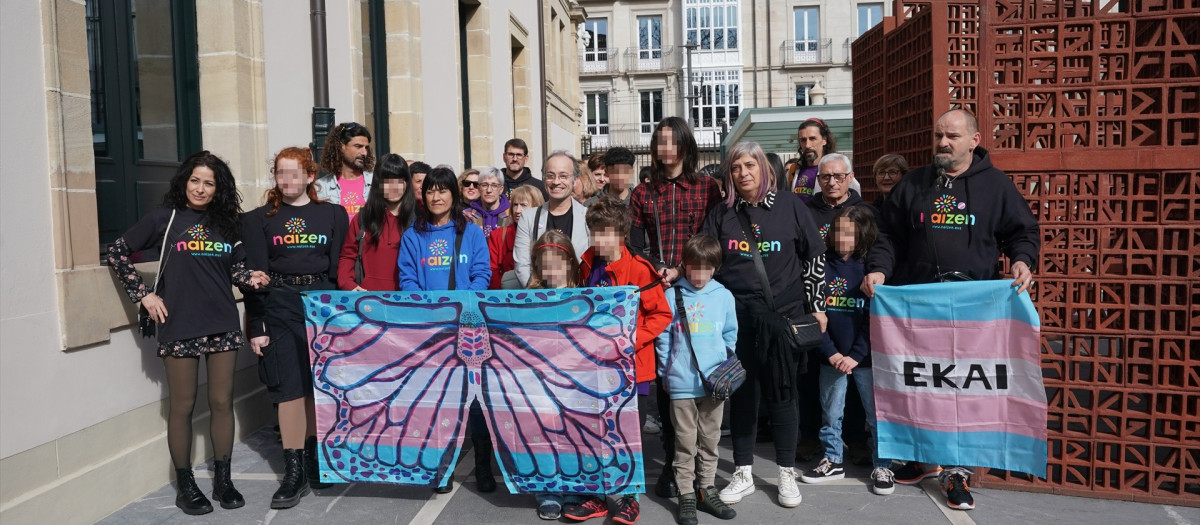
[433,479,454,494]
[271,449,311,509]
[212,459,245,509]
[655,469,680,498]
[472,435,497,493]
[305,436,332,489]
[174,468,213,515]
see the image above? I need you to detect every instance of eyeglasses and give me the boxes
[817,173,850,182]
[462,180,479,188]
[504,152,526,158]
[544,173,574,182]
[479,182,502,190]
[877,169,903,177]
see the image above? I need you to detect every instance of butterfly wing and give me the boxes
[306,292,469,487]
[475,288,645,495]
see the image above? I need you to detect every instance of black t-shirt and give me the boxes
[243,200,348,337]
[243,201,348,277]
[701,191,825,315]
[547,208,574,237]
[122,206,244,342]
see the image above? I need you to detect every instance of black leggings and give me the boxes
[164,351,238,469]
[729,325,800,469]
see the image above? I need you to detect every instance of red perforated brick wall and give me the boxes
[853,0,1200,506]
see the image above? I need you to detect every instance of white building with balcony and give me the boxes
[579,0,893,155]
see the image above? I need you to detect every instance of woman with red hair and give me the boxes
[243,147,348,509]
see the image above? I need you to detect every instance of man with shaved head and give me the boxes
[860,109,1040,511]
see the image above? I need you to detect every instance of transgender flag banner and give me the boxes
[870,280,1047,477]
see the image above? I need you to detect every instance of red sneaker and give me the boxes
[562,496,607,522]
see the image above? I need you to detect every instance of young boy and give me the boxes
[563,196,673,525]
[655,234,738,525]
[602,146,636,203]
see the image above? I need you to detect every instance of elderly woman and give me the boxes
[467,166,511,235]
[701,141,827,510]
[513,151,591,287]
[870,153,909,210]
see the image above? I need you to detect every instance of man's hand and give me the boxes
[861,272,885,298]
[250,336,270,357]
[812,311,828,333]
[1011,261,1033,295]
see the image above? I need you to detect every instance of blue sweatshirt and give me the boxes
[818,249,872,367]
[655,277,739,399]
[398,221,491,291]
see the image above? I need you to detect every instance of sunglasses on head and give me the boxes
[338,122,365,139]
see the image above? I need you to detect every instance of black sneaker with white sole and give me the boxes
[871,467,895,495]
[941,472,975,510]
[799,457,845,484]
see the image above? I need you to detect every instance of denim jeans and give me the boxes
[817,364,890,469]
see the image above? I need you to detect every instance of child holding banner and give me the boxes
[655,234,739,525]
[525,230,582,520]
[564,196,672,525]
[798,205,896,495]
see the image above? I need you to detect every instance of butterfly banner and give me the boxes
[870,280,1047,477]
[303,288,646,495]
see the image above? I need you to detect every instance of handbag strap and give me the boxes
[447,228,464,290]
[354,213,366,283]
[529,205,545,247]
[735,206,778,312]
[151,209,177,293]
[651,185,666,267]
[673,288,703,371]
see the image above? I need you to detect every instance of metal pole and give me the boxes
[683,41,697,129]
[310,0,335,163]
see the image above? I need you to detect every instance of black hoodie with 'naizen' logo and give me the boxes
[866,146,1040,285]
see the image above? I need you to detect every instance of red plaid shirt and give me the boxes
[629,175,722,268]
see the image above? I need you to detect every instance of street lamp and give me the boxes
[683,40,698,129]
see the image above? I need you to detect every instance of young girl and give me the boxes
[337,153,415,291]
[797,205,894,495]
[525,230,580,520]
[243,147,349,508]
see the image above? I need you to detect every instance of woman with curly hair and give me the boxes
[243,147,349,509]
[106,151,268,516]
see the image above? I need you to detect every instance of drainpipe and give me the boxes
[538,0,549,161]
[750,0,758,107]
[765,0,772,108]
[310,0,335,162]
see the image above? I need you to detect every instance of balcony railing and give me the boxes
[580,48,620,75]
[780,38,833,66]
[624,45,679,73]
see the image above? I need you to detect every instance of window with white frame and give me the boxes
[640,90,663,134]
[582,18,608,61]
[685,0,738,50]
[585,92,609,136]
[637,16,662,60]
[857,3,883,37]
[793,7,820,63]
[796,84,813,106]
[689,69,741,130]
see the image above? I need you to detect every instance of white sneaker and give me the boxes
[642,415,661,434]
[777,466,802,508]
[718,465,754,504]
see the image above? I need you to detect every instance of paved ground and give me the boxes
[99,425,1197,525]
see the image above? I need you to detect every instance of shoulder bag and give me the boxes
[352,213,366,285]
[446,228,465,290]
[674,289,744,401]
[734,207,822,352]
[138,209,177,338]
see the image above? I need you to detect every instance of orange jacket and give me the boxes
[579,246,672,383]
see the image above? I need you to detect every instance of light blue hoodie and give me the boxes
[655,277,739,400]
[398,221,491,291]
